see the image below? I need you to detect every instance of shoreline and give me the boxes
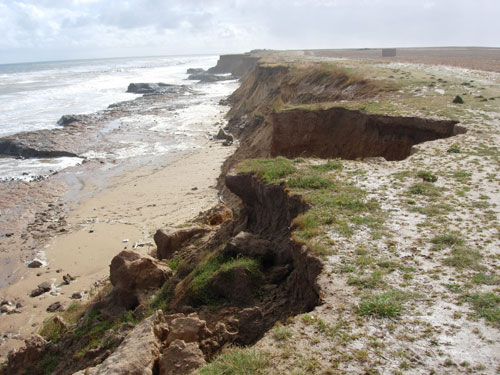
[0,139,235,359]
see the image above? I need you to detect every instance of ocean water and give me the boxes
[0,55,238,180]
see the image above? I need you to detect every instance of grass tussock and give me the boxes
[357,290,409,318]
[463,293,500,326]
[430,233,465,251]
[199,348,271,375]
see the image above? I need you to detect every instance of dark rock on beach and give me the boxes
[29,281,52,297]
[126,82,181,95]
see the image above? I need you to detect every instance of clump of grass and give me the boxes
[310,159,343,171]
[407,182,440,196]
[271,322,293,341]
[472,272,500,285]
[149,281,172,311]
[452,170,472,182]
[237,157,296,183]
[447,145,461,153]
[417,171,438,182]
[357,290,408,318]
[443,248,482,270]
[287,174,332,189]
[463,293,500,325]
[430,233,465,251]
[199,348,271,375]
[40,302,87,342]
[348,270,385,289]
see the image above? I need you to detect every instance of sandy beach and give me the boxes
[0,139,235,360]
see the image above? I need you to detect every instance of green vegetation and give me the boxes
[271,322,294,341]
[417,171,438,182]
[347,270,385,289]
[188,253,261,305]
[443,248,483,270]
[286,174,332,189]
[463,293,500,325]
[407,182,440,197]
[199,348,271,375]
[430,233,465,251]
[357,290,409,318]
[237,157,296,183]
[40,302,87,342]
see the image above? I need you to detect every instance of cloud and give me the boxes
[0,0,499,63]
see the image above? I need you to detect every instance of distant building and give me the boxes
[382,49,397,57]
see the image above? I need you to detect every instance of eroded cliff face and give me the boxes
[271,107,465,161]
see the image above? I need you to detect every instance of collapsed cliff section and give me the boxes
[207,53,260,77]
[271,107,465,161]
[2,172,321,375]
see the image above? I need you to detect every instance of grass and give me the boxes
[286,174,333,189]
[237,157,296,183]
[347,270,385,289]
[199,348,271,375]
[430,233,465,251]
[417,171,438,182]
[271,322,294,341]
[463,293,500,326]
[443,248,483,270]
[189,253,261,305]
[357,290,409,318]
[472,272,500,285]
[40,301,87,342]
[407,182,440,197]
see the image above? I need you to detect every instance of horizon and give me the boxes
[1,0,499,65]
[2,45,499,66]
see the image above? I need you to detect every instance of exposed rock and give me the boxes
[186,68,205,74]
[29,281,52,297]
[27,260,43,268]
[159,339,206,375]
[207,54,260,76]
[197,204,233,226]
[154,226,209,260]
[72,312,164,375]
[57,114,87,126]
[235,307,265,345]
[215,128,233,142]
[91,251,172,315]
[0,137,80,159]
[1,304,18,314]
[63,273,75,285]
[4,335,48,374]
[47,301,65,312]
[127,82,179,95]
[223,231,275,261]
[453,95,465,104]
[71,292,83,299]
[166,315,208,345]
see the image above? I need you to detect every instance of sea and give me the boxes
[0,55,238,180]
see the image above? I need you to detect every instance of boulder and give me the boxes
[159,339,206,375]
[223,232,274,262]
[72,312,164,375]
[154,226,209,260]
[71,292,83,299]
[186,68,205,74]
[47,301,65,312]
[27,260,43,268]
[126,83,177,95]
[63,273,75,285]
[453,95,464,104]
[91,251,172,315]
[57,114,87,126]
[29,281,52,297]
[166,315,208,345]
[215,128,233,142]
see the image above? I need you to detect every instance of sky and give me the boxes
[0,0,499,64]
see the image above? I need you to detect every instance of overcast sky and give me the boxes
[0,0,498,64]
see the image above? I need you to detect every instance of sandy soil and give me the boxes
[0,140,235,360]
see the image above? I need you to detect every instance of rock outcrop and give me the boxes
[154,226,209,260]
[126,83,180,95]
[159,340,206,375]
[91,251,172,315]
